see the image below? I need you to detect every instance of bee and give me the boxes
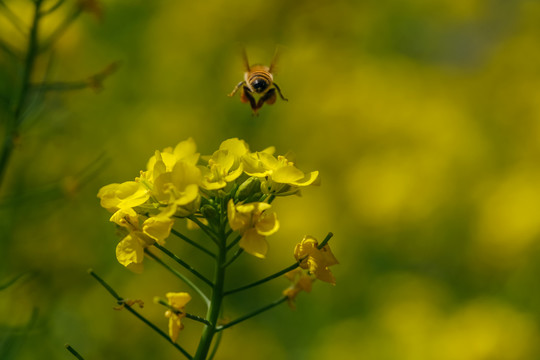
[228,48,288,115]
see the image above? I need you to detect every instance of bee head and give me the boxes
[251,78,269,93]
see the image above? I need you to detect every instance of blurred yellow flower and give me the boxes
[227,200,279,258]
[283,268,313,309]
[165,292,192,342]
[97,181,149,212]
[294,235,338,285]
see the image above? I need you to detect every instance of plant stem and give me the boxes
[223,248,243,268]
[0,0,42,188]
[226,234,241,251]
[145,249,210,307]
[193,208,228,359]
[155,298,211,326]
[88,270,193,359]
[153,242,214,288]
[224,262,300,296]
[188,215,219,243]
[65,344,85,360]
[171,228,216,258]
[216,296,287,332]
[224,232,334,296]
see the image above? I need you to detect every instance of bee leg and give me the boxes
[258,88,277,107]
[273,83,288,101]
[241,86,258,113]
[228,81,246,97]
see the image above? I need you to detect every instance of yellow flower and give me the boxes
[282,268,313,309]
[243,152,319,195]
[97,181,149,212]
[227,200,279,258]
[165,292,192,342]
[153,160,202,217]
[200,149,244,190]
[294,235,338,285]
[218,138,250,159]
[145,138,200,181]
[111,210,174,273]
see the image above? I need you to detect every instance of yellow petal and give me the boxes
[143,216,174,244]
[173,138,199,165]
[109,208,138,228]
[116,234,144,268]
[239,228,268,258]
[256,211,279,236]
[290,171,320,187]
[219,138,250,158]
[166,292,192,308]
[272,165,305,184]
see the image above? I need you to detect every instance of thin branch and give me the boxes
[224,262,299,296]
[153,242,214,288]
[88,270,193,360]
[30,61,120,93]
[39,6,82,52]
[0,0,42,189]
[226,234,241,251]
[145,249,210,307]
[216,296,287,332]
[187,215,219,243]
[155,298,211,326]
[208,330,223,360]
[171,228,216,258]
[0,0,27,35]
[224,232,333,296]
[223,248,243,268]
[65,344,85,360]
[40,0,66,16]
[0,39,19,59]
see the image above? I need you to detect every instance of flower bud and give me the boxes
[235,177,261,201]
[200,204,218,222]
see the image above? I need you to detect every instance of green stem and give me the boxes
[226,234,241,251]
[0,0,42,188]
[193,209,227,359]
[224,262,300,296]
[171,228,216,258]
[223,248,243,268]
[153,242,214,288]
[224,232,334,296]
[0,1,27,35]
[39,6,82,52]
[155,298,211,326]
[207,330,223,360]
[188,215,219,243]
[65,344,85,360]
[216,296,287,332]
[88,270,193,359]
[145,249,210,307]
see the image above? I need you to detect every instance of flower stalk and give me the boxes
[96,138,337,359]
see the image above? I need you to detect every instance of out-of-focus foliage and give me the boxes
[2,0,540,359]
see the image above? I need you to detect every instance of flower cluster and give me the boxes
[98,138,320,270]
[96,137,337,354]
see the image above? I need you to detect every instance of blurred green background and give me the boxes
[2,0,540,359]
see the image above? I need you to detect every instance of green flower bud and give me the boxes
[235,177,261,201]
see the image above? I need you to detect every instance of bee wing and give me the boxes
[241,47,251,72]
[268,46,283,74]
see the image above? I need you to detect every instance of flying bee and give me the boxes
[228,48,288,115]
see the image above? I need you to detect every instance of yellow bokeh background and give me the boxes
[2,0,540,359]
